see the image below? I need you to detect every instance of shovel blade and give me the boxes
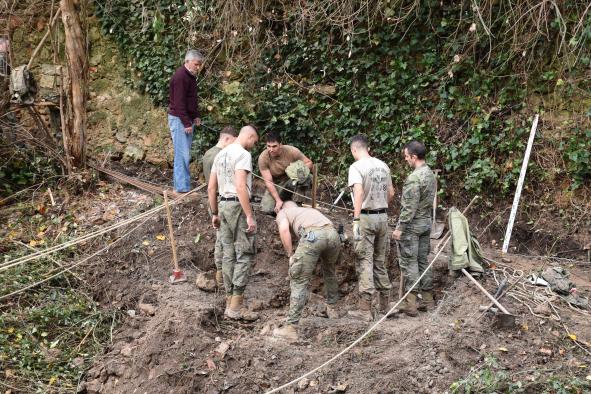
[493,313,516,329]
[430,222,445,239]
[169,270,187,284]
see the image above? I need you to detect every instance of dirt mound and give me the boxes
[77,191,591,393]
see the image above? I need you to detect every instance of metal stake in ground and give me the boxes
[163,191,187,283]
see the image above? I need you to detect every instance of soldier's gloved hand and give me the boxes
[353,218,361,241]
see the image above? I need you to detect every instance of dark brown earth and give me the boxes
[74,178,591,394]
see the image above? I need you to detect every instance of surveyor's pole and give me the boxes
[502,114,539,253]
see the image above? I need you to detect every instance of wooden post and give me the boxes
[60,0,87,168]
[163,191,180,272]
[311,165,318,208]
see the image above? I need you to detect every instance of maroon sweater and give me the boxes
[168,66,199,128]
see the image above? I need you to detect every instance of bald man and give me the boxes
[208,125,259,320]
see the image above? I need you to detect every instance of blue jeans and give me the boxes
[168,114,193,192]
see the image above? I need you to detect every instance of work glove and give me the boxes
[353,218,361,241]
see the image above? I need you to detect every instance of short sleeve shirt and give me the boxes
[211,143,252,198]
[258,145,306,182]
[276,206,332,235]
[348,157,392,210]
[202,145,222,183]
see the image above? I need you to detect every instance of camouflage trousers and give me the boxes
[354,213,392,298]
[219,201,256,296]
[398,219,432,292]
[288,226,340,325]
[260,178,312,214]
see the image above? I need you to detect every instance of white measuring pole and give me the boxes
[502,114,540,253]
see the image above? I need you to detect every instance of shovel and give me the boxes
[462,268,515,328]
[163,191,187,284]
[430,170,444,239]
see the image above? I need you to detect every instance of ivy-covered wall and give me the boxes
[94,0,591,197]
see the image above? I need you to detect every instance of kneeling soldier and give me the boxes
[273,201,340,341]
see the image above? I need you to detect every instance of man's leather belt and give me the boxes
[361,208,387,214]
[220,196,239,202]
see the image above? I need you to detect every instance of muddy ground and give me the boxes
[72,171,591,394]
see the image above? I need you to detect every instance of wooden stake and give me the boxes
[311,165,318,208]
[163,191,180,272]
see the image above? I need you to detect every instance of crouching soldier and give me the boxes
[273,201,340,341]
[258,132,314,214]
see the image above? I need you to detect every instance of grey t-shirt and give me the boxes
[348,157,392,210]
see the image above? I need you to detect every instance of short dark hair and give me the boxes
[350,134,368,150]
[266,131,281,144]
[404,140,426,160]
[220,126,237,137]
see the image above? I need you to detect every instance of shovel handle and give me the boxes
[461,268,511,315]
[163,191,180,271]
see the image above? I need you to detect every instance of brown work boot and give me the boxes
[395,293,418,317]
[377,292,391,315]
[226,295,259,321]
[348,297,373,321]
[418,290,434,312]
[272,324,299,342]
[215,270,224,288]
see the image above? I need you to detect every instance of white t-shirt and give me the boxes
[211,143,252,198]
[348,157,392,210]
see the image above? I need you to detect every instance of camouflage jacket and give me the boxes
[396,164,436,231]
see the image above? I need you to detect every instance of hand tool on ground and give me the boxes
[430,169,444,239]
[163,191,187,284]
[461,268,515,328]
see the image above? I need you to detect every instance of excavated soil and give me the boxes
[77,182,591,394]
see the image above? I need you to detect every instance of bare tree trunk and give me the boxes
[60,0,86,168]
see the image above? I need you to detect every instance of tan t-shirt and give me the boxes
[258,145,306,182]
[211,143,252,198]
[276,206,332,235]
[348,157,392,210]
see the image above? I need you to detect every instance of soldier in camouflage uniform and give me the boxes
[392,141,436,316]
[272,201,340,341]
[208,126,259,320]
[202,126,237,287]
[347,135,395,321]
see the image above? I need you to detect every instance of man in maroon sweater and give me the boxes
[168,49,204,194]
